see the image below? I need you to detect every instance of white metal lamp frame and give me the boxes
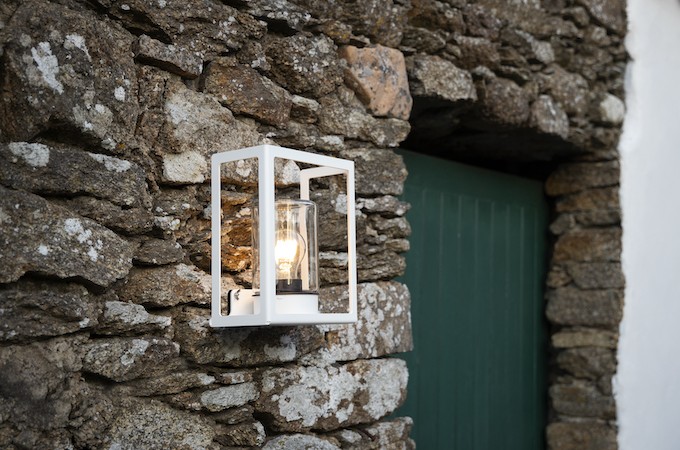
[210,144,358,327]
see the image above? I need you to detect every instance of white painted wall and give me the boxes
[617,0,680,448]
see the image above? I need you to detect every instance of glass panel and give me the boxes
[252,199,319,294]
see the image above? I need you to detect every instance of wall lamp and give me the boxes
[210,145,358,327]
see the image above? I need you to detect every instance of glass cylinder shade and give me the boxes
[252,199,319,294]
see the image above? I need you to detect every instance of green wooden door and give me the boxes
[397,150,548,449]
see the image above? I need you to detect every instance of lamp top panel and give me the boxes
[211,144,354,171]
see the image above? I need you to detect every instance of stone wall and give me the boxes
[0,0,626,449]
[0,0,414,448]
[545,163,622,449]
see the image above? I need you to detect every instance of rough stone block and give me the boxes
[0,336,84,433]
[96,301,172,335]
[546,265,573,288]
[319,96,411,148]
[241,0,315,32]
[262,434,340,450]
[478,76,531,126]
[331,417,416,450]
[541,65,589,115]
[462,3,504,39]
[340,45,412,120]
[264,34,343,97]
[530,95,569,138]
[290,95,321,123]
[157,80,264,181]
[173,307,324,366]
[556,347,617,379]
[575,210,621,227]
[598,93,625,125]
[566,262,625,289]
[550,379,615,419]
[103,398,216,450]
[162,151,208,184]
[153,186,204,220]
[522,11,582,39]
[215,369,255,385]
[312,187,359,251]
[211,405,256,425]
[368,216,411,238]
[556,187,619,213]
[133,65,171,149]
[408,0,465,33]
[219,244,252,272]
[320,250,349,268]
[82,337,181,382]
[319,282,413,361]
[407,55,477,103]
[340,148,407,195]
[329,0,408,47]
[0,280,101,342]
[508,29,556,64]
[564,6,593,27]
[203,57,292,126]
[0,2,138,147]
[60,196,154,235]
[117,264,210,307]
[358,249,407,281]
[199,383,259,412]
[256,358,408,431]
[68,383,116,449]
[356,417,416,449]
[133,238,185,266]
[134,34,203,79]
[452,35,501,70]
[576,0,625,33]
[321,267,350,285]
[546,287,623,327]
[0,186,134,287]
[553,229,622,262]
[0,143,152,208]
[3,428,73,450]
[402,26,448,54]
[359,196,410,217]
[112,371,218,397]
[330,417,416,450]
[552,328,619,349]
[547,421,617,450]
[546,161,620,196]
[96,0,265,58]
[215,420,266,447]
[386,238,410,252]
[549,214,577,236]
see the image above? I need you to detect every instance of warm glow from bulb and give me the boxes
[275,238,300,275]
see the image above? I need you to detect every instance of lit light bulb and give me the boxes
[274,228,306,292]
[275,231,304,279]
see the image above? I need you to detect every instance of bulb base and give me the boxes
[276,278,303,293]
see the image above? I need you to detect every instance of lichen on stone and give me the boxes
[8,142,50,167]
[29,41,64,94]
